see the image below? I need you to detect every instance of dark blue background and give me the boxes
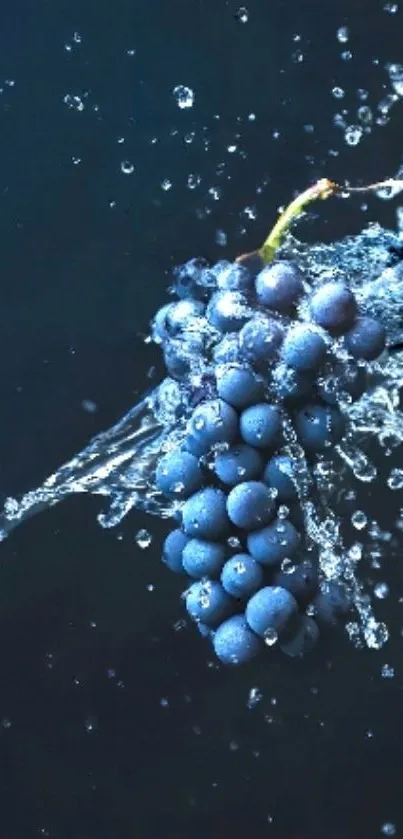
[0,1,402,837]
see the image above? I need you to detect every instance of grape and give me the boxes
[182,487,230,540]
[240,403,282,449]
[235,251,264,277]
[344,315,386,361]
[318,361,367,405]
[182,538,227,578]
[216,262,254,293]
[163,343,191,380]
[273,557,318,602]
[187,399,238,454]
[247,517,300,566]
[213,614,262,665]
[294,403,346,451]
[239,315,283,367]
[312,581,351,627]
[185,580,233,627]
[162,529,189,573]
[155,450,204,498]
[263,454,298,502]
[165,299,205,335]
[309,282,358,334]
[214,443,264,486]
[207,290,252,333]
[281,323,327,372]
[213,334,243,365]
[279,615,319,657]
[151,303,172,344]
[272,362,315,404]
[255,260,304,313]
[245,585,298,638]
[221,554,264,599]
[226,481,277,531]
[216,364,264,409]
[173,257,212,300]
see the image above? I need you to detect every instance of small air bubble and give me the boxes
[381,822,396,836]
[247,687,263,709]
[351,510,367,530]
[388,468,403,489]
[374,582,389,599]
[121,160,134,175]
[173,85,194,109]
[383,1,398,11]
[234,6,249,23]
[161,179,172,191]
[381,664,395,679]
[332,86,345,99]
[341,50,353,61]
[337,25,349,42]
[344,125,363,146]
[135,529,152,549]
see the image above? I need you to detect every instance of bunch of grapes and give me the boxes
[152,250,386,666]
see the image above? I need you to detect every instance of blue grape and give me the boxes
[245,585,298,638]
[281,323,327,372]
[216,364,264,409]
[226,481,277,531]
[207,290,252,333]
[235,251,264,277]
[162,529,189,573]
[239,316,284,367]
[182,538,227,578]
[173,257,213,300]
[255,260,304,313]
[182,487,230,540]
[263,454,299,502]
[185,580,233,627]
[312,581,351,627]
[344,315,386,361]
[247,517,300,566]
[155,450,204,498]
[213,614,262,665]
[240,403,282,449]
[214,443,264,486]
[213,334,243,365]
[187,399,238,454]
[309,282,358,334]
[165,299,205,335]
[317,361,367,405]
[272,362,315,404]
[273,557,318,602]
[221,554,264,599]
[294,403,346,452]
[279,615,319,657]
[163,343,191,380]
[216,262,254,293]
[152,303,172,344]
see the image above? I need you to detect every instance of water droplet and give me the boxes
[381,664,395,679]
[388,468,403,489]
[351,510,367,530]
[161,179,172,191]
[234,6,249,23]
[332,86,345,98]
[264,628,278,647]
[173,85,194,109]
[247,687,263,709]
[337,25,349,42]
[374,582,389,599]
[136,529,152,549]
[121,160,134,175]
[381,822,396,836]
[344,125,363,146]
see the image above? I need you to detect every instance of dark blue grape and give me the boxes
[317,361,367,405]
[213,334,243,365]
[344,315,386,361]
[213,615,262,664]
[263,454,299,502]
[281,323,327,372]
[247,517,300,566]
[312,581,351,627]
[235,251,264,277]
[173,257,212,300]
[152,303,172,344]
[185,580,234,627]
[239,315,284,368]
[165,299,205,335]
[273,557,318,602]
[255,260,304,313]
[163,343,191,379]
[182,487,230,540]
[294,403,346,452]
[279,615,319,657]
[162,529,189,573]
[216,364,264,409]
[310,282,358,335]
[221,554,264,599]
[214,443,264,486]
[227,481,277,531]
[187,399,238,454]
[240,403,282,449]
[245,585,298,638]
[182,538,227,578]
[272,362,315,404]
[216,262,254,293]
[207,290,252,333]
[155,450,204,498]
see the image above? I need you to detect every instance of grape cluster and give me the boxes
[153,254,386,665]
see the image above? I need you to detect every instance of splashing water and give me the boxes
[2,217,403,649]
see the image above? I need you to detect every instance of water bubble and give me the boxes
[332,86,345,99]
[264,629,278,647]
[381,822,397,836]
[187,174,201,189]
[173,85,194,109]
[337,26,349,42]
[374,582,390,599]
[351,510,368,530]
[381,664,395,679]
[341,50,353,61]
[136,529,152,549]
[120,160,134,175]
[235,6,249,23]
[247,687,263,709]
[388,468,403,489]
[344,125,363,146]
[161,179,172,191]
